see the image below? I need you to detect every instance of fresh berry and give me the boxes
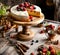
[35,40,39,43]
[49,46,53,51]
[30,6,34,10]
[27,2,30,6]
[20,7,25,11]
[24,2,29,7]
[30,52,34,55]
[19,3,24,7]
[32,5,35,9]
[31,43,33,45]
[40,30,44,33]
[50,49,56,55]
[16,7,20,11]
[58,26,60,29]
[29,16,33,20]
[49,24,55,30]
[42,48,47,53]
[23,7,26,11]
[31,40,34,42]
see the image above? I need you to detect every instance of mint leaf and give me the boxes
[47,51,50,55]
[0,6,6,16]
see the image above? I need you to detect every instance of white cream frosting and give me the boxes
[11,5,29,18]
[34,5,41,13]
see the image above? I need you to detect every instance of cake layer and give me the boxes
[9,13,30,22]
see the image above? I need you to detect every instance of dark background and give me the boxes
[0,0,55,20]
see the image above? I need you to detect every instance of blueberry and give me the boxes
[35,40,39,43]
[31,43,33,45]
[31,40,34,42]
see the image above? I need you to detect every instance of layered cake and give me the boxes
[9,2,42,22]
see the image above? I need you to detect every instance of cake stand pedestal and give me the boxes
[8,13,44,41]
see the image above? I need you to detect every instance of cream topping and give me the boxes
[34,5,41,13]
[11,5,29,18]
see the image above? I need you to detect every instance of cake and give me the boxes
[9,2,42,22]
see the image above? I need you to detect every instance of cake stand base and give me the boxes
[16,26,34,41]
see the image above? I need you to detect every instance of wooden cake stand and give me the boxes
[8,13,44,41]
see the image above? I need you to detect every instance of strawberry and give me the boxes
[30,6,34,10]
[32,5,35,9]
[30,52,34,55]
[27,2,30,6]
[42,48,47,53]
[24,2,29,7]
[29,16,33,21]
[49,24,55,30]
[19,3,24,7]
[23,7,26,11]
[50,49,56,55]
[49,46,53,51]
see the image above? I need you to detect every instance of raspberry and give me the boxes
[49,46,53,51]
[32,5,35,9]
[40,30,44,33]
[49,24,55,30]
[23,8,26,11]
[29,16,33,20]
[24,2,29,7]
[30,52,34,55]
[30,6,34,10]
[50,49,56,55]
[19,3,24,7]
[42,48,47,53]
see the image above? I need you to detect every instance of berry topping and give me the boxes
[29,16,33,21]
[27,2,30,6]
[23,7,26,11]
[24,2,29,7]
[16,7,21,11]
[32,5,35,9]
[30,6,34,10]
[19,3,24,7]
[49,46,53,51]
